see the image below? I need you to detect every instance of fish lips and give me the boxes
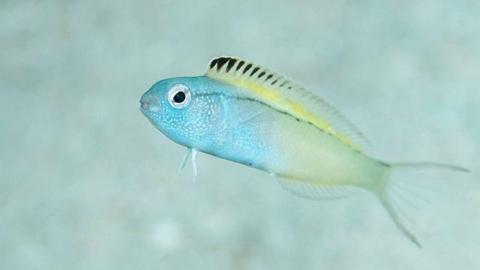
[139,93,160,114]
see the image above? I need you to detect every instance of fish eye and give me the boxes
[167,84,191,109]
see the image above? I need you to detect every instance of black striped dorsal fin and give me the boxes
[205,56,370,150]
[207,56,285,86]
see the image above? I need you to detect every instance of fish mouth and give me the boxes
[139,93,160,113]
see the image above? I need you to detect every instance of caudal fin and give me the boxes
[374,162,469,248]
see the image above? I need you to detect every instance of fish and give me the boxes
[140,56,468,247]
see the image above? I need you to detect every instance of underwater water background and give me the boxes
[1,0,479,269]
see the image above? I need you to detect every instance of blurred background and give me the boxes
[1,0,479,269]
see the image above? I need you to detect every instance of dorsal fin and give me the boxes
[205,56,370,150]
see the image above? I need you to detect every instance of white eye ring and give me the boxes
[167,84,191,109]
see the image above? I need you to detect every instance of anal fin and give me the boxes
[276,177,362,201]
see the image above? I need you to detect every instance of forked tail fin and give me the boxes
[374,162,469,248]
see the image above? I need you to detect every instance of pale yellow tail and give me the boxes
[374,162,469,248]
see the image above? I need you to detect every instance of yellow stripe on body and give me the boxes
[230,78,359,150]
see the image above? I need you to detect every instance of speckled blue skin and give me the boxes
[140,76,274,171]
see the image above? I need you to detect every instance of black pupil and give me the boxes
[173,91,186,103]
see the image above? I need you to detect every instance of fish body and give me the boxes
[140,57,467,246]
[142,76,385,187]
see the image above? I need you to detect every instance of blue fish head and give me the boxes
[140,76,223,149]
